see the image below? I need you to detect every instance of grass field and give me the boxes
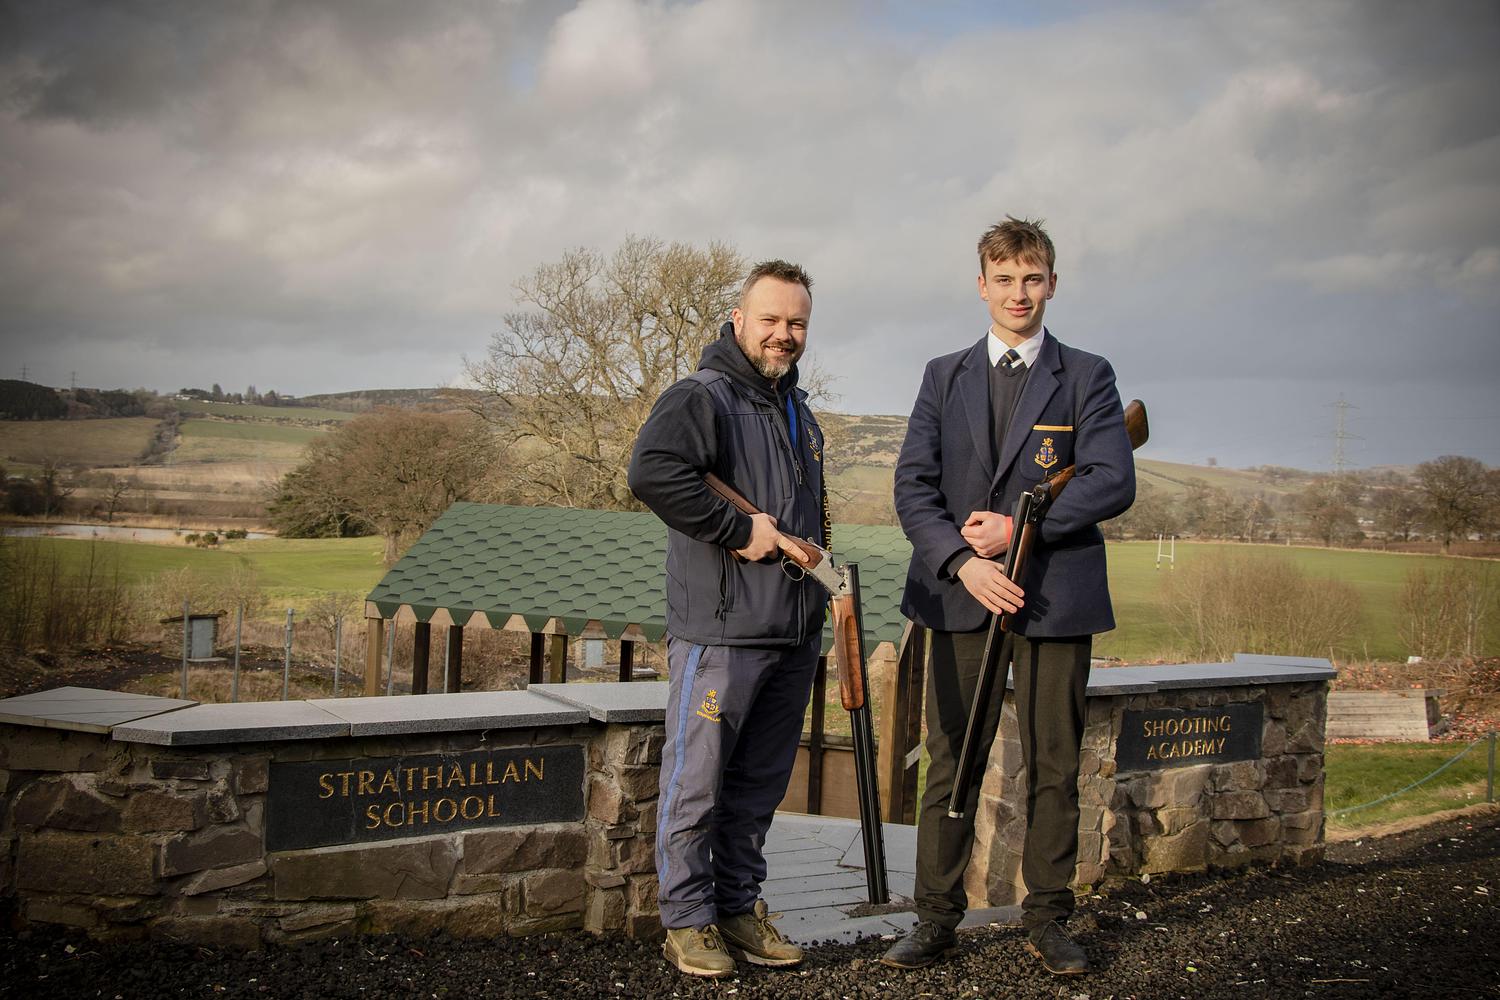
[175,399,353,423]
[8,535,386,607]
[0,417,157,468]
[1134,457,1296,499]
[1326,740,1497,831]
[170,418,322,464]
[95,460,293,494]
[1095,540,1475,662]
[178,419,325,445]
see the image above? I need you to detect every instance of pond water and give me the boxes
[0,523,274,542]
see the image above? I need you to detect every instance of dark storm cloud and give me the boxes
[1,0,1497,467]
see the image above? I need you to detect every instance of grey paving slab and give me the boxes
[1081,666,1162,695]
[888,871,917,899]
[762,869,871,894]
[837,821,919,875]
[762,812,928,943]
[762,893,870,917]
[762,857,866,881]
[528,681,668,723]
[1143,661,1336,689]
[761,845,848,866]
[111,701,349,746]
[307,690,587,736]
[767,813,862,851]
[0,686,196,734]
[1234,652,1335,668]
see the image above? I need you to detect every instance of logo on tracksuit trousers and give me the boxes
[696,689,722,723]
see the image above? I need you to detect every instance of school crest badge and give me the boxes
[1034,437,1058,470]
[696,689,722,723]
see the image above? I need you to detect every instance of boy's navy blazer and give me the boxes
[894,330,1136,636]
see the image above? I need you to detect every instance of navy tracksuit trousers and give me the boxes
[655,634,820,930]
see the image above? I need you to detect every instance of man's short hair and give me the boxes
[741,259,813,303]
[977,217,1055,274]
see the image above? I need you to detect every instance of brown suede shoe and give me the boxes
[662,925,736,978]
[719,900,803,967]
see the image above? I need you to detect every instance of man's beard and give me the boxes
[751,353,794,380]
[739,335,798,380]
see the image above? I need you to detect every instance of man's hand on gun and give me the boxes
[733,511,812,564]
[956,550,1024,616]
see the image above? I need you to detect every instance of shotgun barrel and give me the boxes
[835,564,888,903]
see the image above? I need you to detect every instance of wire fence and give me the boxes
[1330,730,1498,816]
[172,605,662,703]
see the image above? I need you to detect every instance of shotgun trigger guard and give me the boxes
[779,556,807,582]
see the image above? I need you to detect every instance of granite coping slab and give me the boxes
[0,686,197,734]
[1000,654,1336,698]
[111,701,350,746]
[528,681,668,723]
[306,690,588,736]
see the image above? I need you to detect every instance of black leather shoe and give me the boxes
[1026,920,1088,975]
[880,920,959,969]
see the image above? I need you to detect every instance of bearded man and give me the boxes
[628,259,827,979]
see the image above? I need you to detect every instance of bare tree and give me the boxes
[465,236,749,511]
[102,475,133,523]
[1415,455,1492,552]
[1370,484,1421,543]
[1300,476,1361,546]
[37,459,74,519]
[270,408,498,564]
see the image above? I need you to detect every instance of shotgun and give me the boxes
[703,472,889,904]
[946,399,1150,820]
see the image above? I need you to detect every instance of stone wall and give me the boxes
[966,680,1327,908]
[0,719,663,948]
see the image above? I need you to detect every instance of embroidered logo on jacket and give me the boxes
[696,689,722,723]
[1034,437,1059,470]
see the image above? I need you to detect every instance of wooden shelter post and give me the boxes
[617,640,635,682]
[528,633,546,686]
[806,654,828,814]
[548,634,569,684]
[364,616,385,696]
[410,622,431,695]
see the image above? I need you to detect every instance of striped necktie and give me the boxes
[999,348,1023,372]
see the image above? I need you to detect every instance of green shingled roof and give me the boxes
[367,502,914,654]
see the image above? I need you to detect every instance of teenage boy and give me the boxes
[881,217,1135,976]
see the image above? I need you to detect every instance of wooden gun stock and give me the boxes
[704,472,822,568]
[832,594,865,711]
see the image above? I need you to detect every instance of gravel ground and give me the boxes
[4,812,1497,1000]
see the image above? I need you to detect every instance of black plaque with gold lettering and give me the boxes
[1116,704,1262,772]
[266,745,585,851]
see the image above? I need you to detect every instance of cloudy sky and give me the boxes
[3,0,1497,470]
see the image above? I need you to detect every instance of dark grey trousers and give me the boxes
[655,635,820,930]
[914,628,1091,933]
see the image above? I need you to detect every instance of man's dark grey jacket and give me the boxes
[628,324,827,647]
